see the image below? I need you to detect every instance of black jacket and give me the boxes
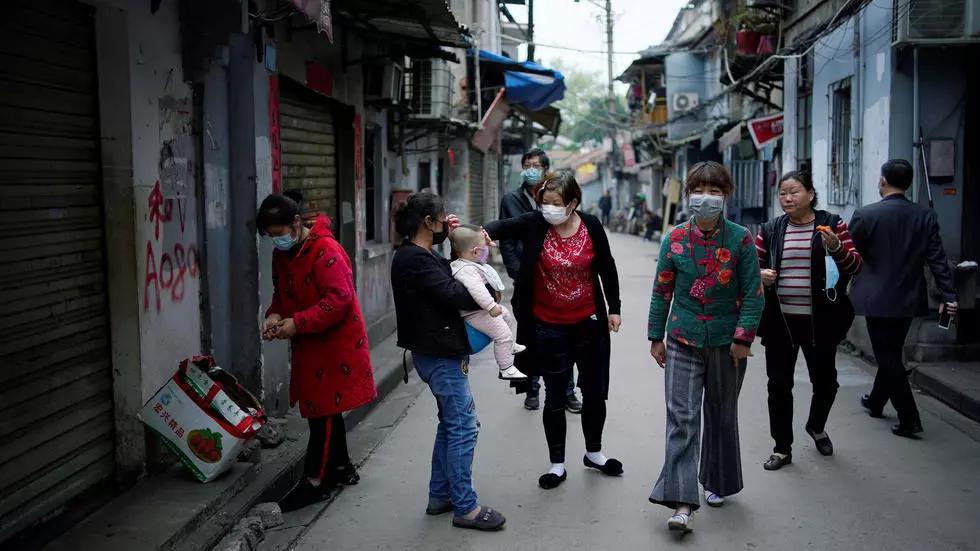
[390,241,478,357]
[756,210,855,348]
[498,185,535,280]
[485,211,621,398]
[849,194,957,318]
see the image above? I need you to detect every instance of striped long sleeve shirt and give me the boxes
[755,217,862,315]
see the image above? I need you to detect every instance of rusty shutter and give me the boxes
[279,81,338,223]
[468,148,485,225]
[0,0,114,541]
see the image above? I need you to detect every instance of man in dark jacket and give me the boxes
[498,148,581,413]
[849,159,958,439]
[598,191,613,226]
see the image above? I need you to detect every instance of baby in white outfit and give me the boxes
[449,225,527,380]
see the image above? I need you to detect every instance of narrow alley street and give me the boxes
[291,232,980,551]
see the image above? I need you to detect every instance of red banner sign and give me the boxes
[269,75,281,193]
[747,113,783,149]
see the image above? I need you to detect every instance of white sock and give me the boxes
[586,451,608,466]
[549,463,565,476]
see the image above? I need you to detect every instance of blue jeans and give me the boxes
[412,353,479,516]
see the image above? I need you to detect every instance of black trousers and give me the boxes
[765,314,839,455]
[866,317,919,427]
[304,413,351,481]
[535,318,606,463]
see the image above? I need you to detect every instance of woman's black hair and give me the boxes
[256,190,303,235]
[778,171,818,207]
[394,190,446,239]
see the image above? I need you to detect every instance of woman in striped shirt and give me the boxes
[755,171,862,471]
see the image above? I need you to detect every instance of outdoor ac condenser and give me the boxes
[892,0,980,46]
[409,59,452,120]
[672,92,699,113]
[364,61,405,104]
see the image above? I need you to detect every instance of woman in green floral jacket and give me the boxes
[647,161,764,533]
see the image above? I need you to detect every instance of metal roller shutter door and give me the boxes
[468,149,485,225]
[0,0,114,541]
[279,83,338,222]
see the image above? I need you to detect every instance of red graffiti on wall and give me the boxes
[144,180,198,312]
[144,241,200,312]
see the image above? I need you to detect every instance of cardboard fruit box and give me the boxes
[140,356,266,482]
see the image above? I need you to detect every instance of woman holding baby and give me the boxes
[484,170,624,490]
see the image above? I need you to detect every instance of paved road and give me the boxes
[295,232,980,551]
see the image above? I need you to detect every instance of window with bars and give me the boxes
[796,53,813,173]
[828,78,853,206]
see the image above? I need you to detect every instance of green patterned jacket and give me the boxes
[648,218,764,348]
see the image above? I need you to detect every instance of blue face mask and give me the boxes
[824,255,840,301]
[272,230,298,251]
[521,167,543,185]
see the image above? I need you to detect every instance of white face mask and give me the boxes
[688,193,725,220]
[541,204,571,226]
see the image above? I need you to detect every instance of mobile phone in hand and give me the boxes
[938,305,953,330]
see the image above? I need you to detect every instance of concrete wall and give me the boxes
[123,0,203,401]
[253,55,290,414]
[810,18,856,218]
[666,52,708,141]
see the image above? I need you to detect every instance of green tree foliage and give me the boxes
[550,59,628,148]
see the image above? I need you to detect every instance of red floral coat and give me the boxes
[267,215,377,418]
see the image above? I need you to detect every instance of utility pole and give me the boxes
[524,0,536,150]
[527,0,535,62]
[604,0,618,201]
[605,0,614,116]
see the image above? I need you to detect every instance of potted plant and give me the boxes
[733,10,761,55]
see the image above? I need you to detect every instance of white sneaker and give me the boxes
[704,490,725,507]
[513,343,527,354]
[499,366,528,380]
[667,513,692,533]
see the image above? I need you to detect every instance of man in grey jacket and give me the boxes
[498,148,581,413]
[849,159,958,439]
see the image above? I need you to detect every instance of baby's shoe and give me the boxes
[513,343,527,354]
[499,365,528,380]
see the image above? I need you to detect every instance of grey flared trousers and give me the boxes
[649,337,746,511]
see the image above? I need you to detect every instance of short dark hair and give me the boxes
[684,161,734,196]
[521,148,550,169]
[393,190,445,238]
[535,169,582,207]
[256,190,303,235]
[882,159,914,190]
[779,170,818,207]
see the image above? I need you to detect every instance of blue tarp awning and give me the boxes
[470,49,565,112]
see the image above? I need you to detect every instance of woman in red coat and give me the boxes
[258,191,377,511]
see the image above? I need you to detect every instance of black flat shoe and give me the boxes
[278,480,332,512]
[806,428,834,457]
[763,453,792,471]
[538,471,567,489]
[892,423,924,439]
[861,394,884,418]
[583,456,623,476]
[325,463,360,486]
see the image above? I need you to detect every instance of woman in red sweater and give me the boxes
[258,191,377,511]
[484,170,623,490]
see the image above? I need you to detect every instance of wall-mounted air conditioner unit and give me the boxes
[408,59,452,120]
[892,0,980,46]
[365,61,405,104]
[672,93,699,112]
